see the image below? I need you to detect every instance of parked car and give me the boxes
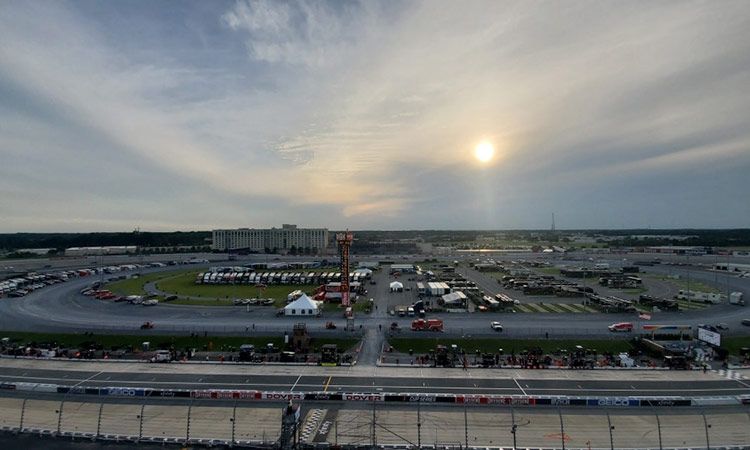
[151,350,171,363]
[490,321,503,332]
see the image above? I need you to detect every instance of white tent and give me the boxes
[353,268,373,277]
[389,281,404,292]
[440,291,467,306]
[283,294,320,316]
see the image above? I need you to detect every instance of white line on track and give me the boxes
[70,370,103,390]
[513,378,527,396]
[290,374,302,391]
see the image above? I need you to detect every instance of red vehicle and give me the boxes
[608,322,634,332]
[411,318,443,332]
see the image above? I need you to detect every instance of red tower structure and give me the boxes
[336,231,354,307]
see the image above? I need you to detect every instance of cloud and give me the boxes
[1,1,749,231]
[222,0,370,67]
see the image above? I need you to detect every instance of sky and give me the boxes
[1,0,749,232]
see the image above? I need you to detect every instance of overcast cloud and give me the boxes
[1,0,749,231]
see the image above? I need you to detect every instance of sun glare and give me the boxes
[474,141,494,163]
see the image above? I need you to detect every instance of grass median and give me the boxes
[0,331,359,352]
[155,271,319,306]
[389,337,634,355]
[645,273,721,294]
[106,270,325,307]
[106,271,179,296]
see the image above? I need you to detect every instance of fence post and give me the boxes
[606,411,614,450]
[16,398,28,432]
[96,401,104,439]
[654,410,663,450]
[510,404,517,450]
[701,411,711,450]
[558,406,566,450]
[417,398,421,449]
[56,399,65,435]
[371,398,377,450]
[138,403,145,441]
[230,400,237,447]
[186,400,193,444]
[464,404,469,449]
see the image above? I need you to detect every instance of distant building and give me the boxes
[644,246,707,255]
[211,224,328,254]
[714,262,750,272]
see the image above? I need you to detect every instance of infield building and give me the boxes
[211,224,328,254]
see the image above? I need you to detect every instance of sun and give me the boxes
[474,141,494,163]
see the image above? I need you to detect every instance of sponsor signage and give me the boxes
[588,398,638,407]
[640,399,691,407]
[263,392,304,401]
[150,389,191,398]
[456,396,534,406]
[102,387,146,397]
[697,327,721,346]
[0,383,16,390]
[305,393,342,401]
[343,393,383,402]
[58,386,92,395]
[408,394,436,403]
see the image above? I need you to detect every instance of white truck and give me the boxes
[729,291,745,306]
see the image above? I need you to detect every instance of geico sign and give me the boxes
[263,392,303,400]
[344,394,383,402]
[107,388,139,397]
[597,398,631,406]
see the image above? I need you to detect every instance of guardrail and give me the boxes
[3,381,749,407]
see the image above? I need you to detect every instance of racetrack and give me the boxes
[1,253,749,343]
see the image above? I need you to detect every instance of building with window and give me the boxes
[211,224,328,254]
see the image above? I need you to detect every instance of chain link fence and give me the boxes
[2,395,750,449]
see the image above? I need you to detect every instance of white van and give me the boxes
[151,350,171,363]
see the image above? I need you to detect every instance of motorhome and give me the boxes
[676,290,724,304]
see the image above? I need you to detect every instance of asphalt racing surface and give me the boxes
[1,366,749,396]
[2,253,750,339]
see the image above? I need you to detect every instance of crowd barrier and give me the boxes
[4,380,749,407]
